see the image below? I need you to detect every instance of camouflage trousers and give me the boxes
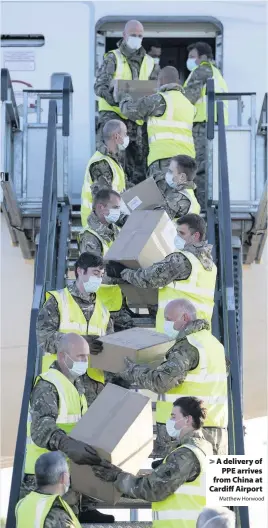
[153,423,228,457]
[192,122,207,210]
[96,112,148,185]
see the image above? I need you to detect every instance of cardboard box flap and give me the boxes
[99,327,174,350]
[121,178,165,213]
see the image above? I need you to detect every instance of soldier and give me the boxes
[107,214,217,329]
[81,119,128,228]
[121,298,228,456]
[16,452,81,527]
[116,66,196,186]
[147,40,162,68]
[20,333,117,524]
[162,154,200,220]
[92,396,212,527]
[94,19,159,185]
[78,189,134,331]
[197,507,236,528]
[184,42,228,209]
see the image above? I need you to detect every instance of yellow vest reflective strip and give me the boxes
[177,189,201,215]
[25,370,88,474]
[16,491,81,528]
[147,91,195,166]
[152,444,206,527]
[46,287,110,336]
[155,329,228,428]
[81,150,126,228]
[184,63,228,124]
[98,49,154,125]
[78,226,112,254]
[156,250,216,333]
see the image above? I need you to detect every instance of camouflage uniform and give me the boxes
[88,141,132,198]
[121,319,228,456]
[184,62,214,209]
[121,241,214,288]
[157,180,198,220]
[94,39,159,185]
[22,491,78,528]
[93,429,212,502]
[36,281,114,355]
[79,212,134,331]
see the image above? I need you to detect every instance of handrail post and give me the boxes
[206,78,215,206]
[62,75,73,200]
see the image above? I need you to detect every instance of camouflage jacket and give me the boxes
[121,319,209,392]
[88,142,124,198]
[118,83,184,122]
[121,241,214,288]
[162,181,197,220]
[94,38,159,107]
[36,281,114,354]
[184,62,214,106]
[32,492,77,528]
[79,211,120,255]
[114,430,211,501]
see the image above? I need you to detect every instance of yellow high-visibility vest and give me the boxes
[147,90,196,167]
[24,369,89,474]
[16,491,81,527]
[184,63,228,124]
[81,150,126,228]
[98,49,154,125]
[176,189,201,216]
[152,443,206,528]
[78,226,123,312]
[156,328,228,428]
[155,250,216,332]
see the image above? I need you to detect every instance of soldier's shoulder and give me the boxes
[195,63,213,80]
[44,501,74,528]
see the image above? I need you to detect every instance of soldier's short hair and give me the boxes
[172,155,197,181]
[177,213,206,240]
[93,188,121,209]
[158,65,179,85]
[103,120,124,142]
[35,452,68,487]
[187,41,213,60]
[197,507,236,528]
[173,396,207,429]
[75,252,104,278]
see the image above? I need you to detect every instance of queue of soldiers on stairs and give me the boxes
[16,19,233,528]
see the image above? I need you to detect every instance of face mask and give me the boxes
[127,36,142,50]
[118,135,130,151]
[165,171,176,189]
[174,235,186,250]
[104,208,121,224]
[187,58,197,71]
[63,482,70,495]
[164,320,179,339]
[64,353,88,377]
[153,57,160,65]
[166,418,185,439]
[83,276,102,293]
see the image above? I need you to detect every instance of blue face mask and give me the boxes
[174,235,186,250]
[186,58,197,71]
[165,171,176,189]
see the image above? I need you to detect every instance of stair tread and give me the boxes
[82,524,152,527]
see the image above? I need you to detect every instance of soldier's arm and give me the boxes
[120,340,199,392]
[90,160,114,197]
[79,231,103,256]
[118,92,166,121]
[45,506,76,528]
[166,191,191,218]
[184,64,213,105]
[36,296,63,354]
[120,253,191,288]
[114,446,200,501]
[30,380,66,450]
[94,53,117,106]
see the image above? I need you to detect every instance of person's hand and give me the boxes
[59,436,101,465]
[106,261,128,279]
[92,459,122,482]
[90,337,103,355]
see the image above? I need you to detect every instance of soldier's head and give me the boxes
[103,119,129,153]
[166,396,207,440]
[93,189,121,225]
[123,20,144,51]
[187,41,213,71]
[197,507,236,528]
[35,452,70,496]
[164,299,197,338]
[57,333,89,380]
[165,155,197,188]
[175,213,206,249]
[147,41,162,65]
[157,66,180,90]
[75,252,104,294]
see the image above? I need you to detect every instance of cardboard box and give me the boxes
[104,210,177,269]
[90,327,175,373]
[114,79,157,102]
[121,177,165,213]
[120,283,158,308]
[70,383,153,504]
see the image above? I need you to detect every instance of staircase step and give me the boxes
[95,498,151,509]
[82,523,152,527]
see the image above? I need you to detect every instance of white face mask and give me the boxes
[104,208,121,224]
[118,135,130,151]
[174,235,186,250]
[63,481,70,495]
[166,417,186,439]
[153,57,160,65]
[165,171,176,189]
[83,275,102,293]
[127,36,142,50]
[187,58,197,71]
[64,353,88,377]
[164,320,179,339]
